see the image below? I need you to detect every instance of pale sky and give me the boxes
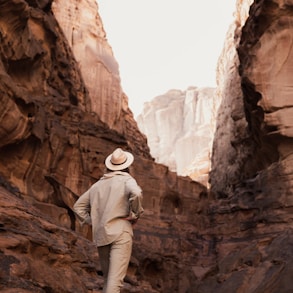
[98,1,236,117]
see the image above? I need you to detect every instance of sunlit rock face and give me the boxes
[137,87,217,185]
[51,0,149,155]
[52,0,121,129]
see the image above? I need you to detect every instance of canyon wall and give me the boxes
[204,0,293,291]
[211,0,293,198]
[0,0,293,293]
[0,1,206,292]
[137,87,217,186]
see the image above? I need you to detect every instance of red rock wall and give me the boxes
[0,1,207,292]
[211,0,293,200]
[206,0,293,292]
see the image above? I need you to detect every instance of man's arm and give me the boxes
[125,178,144,222]
[73,190,92,225]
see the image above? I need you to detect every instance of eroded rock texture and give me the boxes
[211,0,293,197]
[0,186,104,292]
[205,0,293,291]
[1,0,293,292]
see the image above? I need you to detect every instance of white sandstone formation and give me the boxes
[137,87,217,185]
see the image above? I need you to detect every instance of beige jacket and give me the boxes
[73,171,144,247]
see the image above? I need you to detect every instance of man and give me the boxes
[73,148,144,293]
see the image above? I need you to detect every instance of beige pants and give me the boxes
[98,231,133,293]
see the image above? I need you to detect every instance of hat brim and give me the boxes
[105,151,134,171]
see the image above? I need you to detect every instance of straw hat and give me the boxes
[105,148,134,171]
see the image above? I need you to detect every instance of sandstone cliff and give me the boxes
[0,0,206,292]
[0,0,293,293]
[137,87,217,186]
[205,0,293,291]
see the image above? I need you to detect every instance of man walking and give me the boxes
[73,148,144,293]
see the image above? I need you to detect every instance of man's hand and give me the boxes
[123,216,138,225]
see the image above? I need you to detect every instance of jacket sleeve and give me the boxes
[73,190,92,225]
[125,177,144,220]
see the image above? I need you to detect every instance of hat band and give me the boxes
[110,158,127,165]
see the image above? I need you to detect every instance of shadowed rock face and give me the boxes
[211,0,293,199]
[205,0,293,292]
[0,0,293,292]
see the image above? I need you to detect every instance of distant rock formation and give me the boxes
[137,87,217,185]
